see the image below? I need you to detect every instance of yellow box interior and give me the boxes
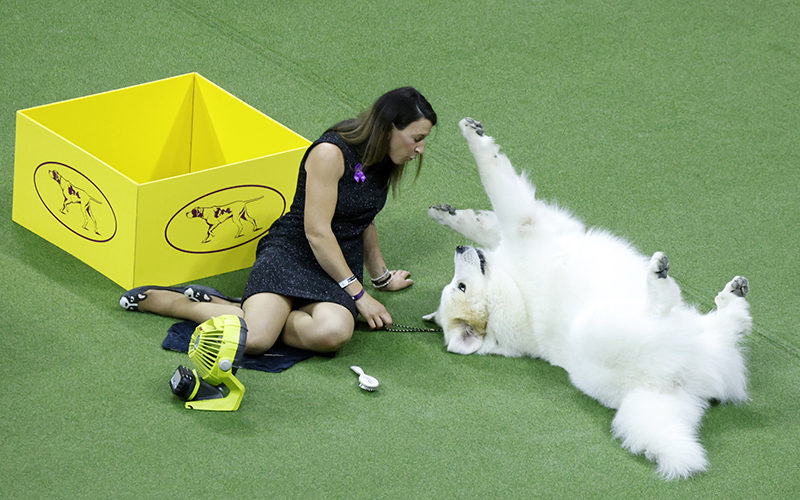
[21,73,309,184]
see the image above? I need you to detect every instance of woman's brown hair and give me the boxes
[328,87,437,195]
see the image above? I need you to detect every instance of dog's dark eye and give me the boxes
[458,283,467,293]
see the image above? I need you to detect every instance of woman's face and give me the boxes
[388,118,433,165]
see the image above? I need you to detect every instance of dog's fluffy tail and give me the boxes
[612,389,710,480]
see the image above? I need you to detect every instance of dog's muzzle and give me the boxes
[456,246,486,275]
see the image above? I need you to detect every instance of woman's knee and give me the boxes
[285,304,355,352]
[244,330,278,356]
[312,322,354,352]
[241,293,292,356]
[243,318,287,356]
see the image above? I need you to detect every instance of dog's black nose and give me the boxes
[456,245,466,253]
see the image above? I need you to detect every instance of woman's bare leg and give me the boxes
[138,290,355,356]
[241,293,293,356]
[136,289,242,323]
[281,302,355,352]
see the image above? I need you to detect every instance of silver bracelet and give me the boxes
[338,275,357,289]
[371,269,390,284]
[373,274,393,289]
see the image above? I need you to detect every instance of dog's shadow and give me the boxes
[452,351,615,416]
[503,354,767,469]
[445,351,764,436]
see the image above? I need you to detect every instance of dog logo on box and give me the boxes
[33,161,117,243]
[49,169,102,234]
[166,185,286,254]
[185,197,264,243]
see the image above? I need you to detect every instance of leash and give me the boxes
[384,324,442,333]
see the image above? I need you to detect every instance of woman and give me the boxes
[120,87,437,356]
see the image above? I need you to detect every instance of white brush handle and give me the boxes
[350,366,379,390]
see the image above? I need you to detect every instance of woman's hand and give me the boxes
[355,292,393,329]
[377,270,413,292]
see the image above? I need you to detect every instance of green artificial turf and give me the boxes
[1,0,798,498]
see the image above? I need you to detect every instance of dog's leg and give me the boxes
[698,276,752,346]
[612,388,709,480]
[427,204,501,249]
[712,276,752,340]
[82,202,100,235]
[459,118,539,233]
[202,224,215,243]
[240,207,262,232]
[232,215,245,238]
[715,275,749,304]
[79,198,90,230]
[695,276,752,403]
[646,252,682,316]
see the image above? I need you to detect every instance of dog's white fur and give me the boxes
[424,118,752,480]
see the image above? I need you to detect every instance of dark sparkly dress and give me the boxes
[242,131,389,317]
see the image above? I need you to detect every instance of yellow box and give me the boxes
[12,73,310,289]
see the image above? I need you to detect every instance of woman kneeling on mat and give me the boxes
[120,87,437,355]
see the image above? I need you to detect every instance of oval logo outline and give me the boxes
[33,161,118,243]
[165,184,287,254]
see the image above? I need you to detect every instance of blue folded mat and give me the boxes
[162,320,330,373]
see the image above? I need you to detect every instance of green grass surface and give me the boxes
[2,0,798,498]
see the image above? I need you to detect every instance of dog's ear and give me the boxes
[422,309,440,325]
[446,322,483,355]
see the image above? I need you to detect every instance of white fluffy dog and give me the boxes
[423,118,753,480]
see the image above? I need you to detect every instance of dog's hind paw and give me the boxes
[649,252,670,279]
[726,276,749,298]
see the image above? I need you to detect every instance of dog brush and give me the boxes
[350,366,379,391]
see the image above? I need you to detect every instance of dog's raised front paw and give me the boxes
[428,203,458,224]
[429,203,457,215]
[459,117,485,136]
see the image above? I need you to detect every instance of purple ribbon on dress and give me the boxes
[353,163,366,183]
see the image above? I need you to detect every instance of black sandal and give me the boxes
[183,285,242,304]
[119,285,241,311]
